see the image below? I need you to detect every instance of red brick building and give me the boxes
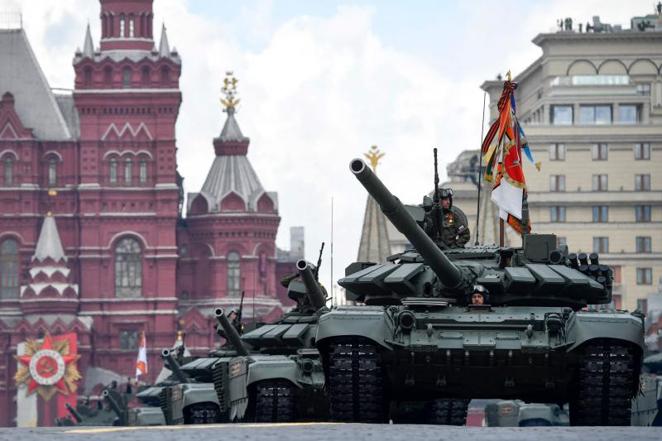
[0,0,298,426]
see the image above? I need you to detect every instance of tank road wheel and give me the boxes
[570,342,636,426]
[183,403,220,424]
[327,340,387,423]
[254,380,296,423]
[425,399,469,425]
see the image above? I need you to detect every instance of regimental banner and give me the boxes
[15,333,81,426]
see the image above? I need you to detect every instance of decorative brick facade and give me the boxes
[0,0,293,426]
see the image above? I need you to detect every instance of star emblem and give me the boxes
[15,334,81,401]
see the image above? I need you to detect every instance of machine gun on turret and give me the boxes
[215,307,250,356]
[314,242,325,281]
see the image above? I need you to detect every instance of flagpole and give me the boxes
[475,91,487,246]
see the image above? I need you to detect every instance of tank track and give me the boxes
[570,342,636,426]
[327,340,386,423]
[254,380,295,423]
[183,403,220,425]
[425,399,470,425]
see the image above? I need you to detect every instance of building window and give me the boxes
[579,105,612,125]
[139,160,147,184]
[0,239,19,299]
[635,205,652,222]
[636,84,651,95]
[109,158,118,184]
[115,237,142,297]
[634,143,650,160]
[104,66,112,84]
[634,174,651,191]
[47,158,57,187]
[84,67,92,86]
[119,15,125,37]
[549,143,565,161]
[550,206,566,222]
[592,205,608,223]
[549,175,565,192]
[129,16,135,37]
[3,157,13,186]
[636,236,652,253]
[592,143,608,160]
[160,66,170,82]
[593,237,609,253]
[636,268,652,285]
[551,105,573,125]
[124,158,132,185]
[592,174,608,191]
[122,67,132,88]
[141,66,150,83]
[227,251,241,297]
[619,105,640,124]
[119,330,139,350]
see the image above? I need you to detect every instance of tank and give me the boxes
[216,261,329,423]
[314,158,645,425]
[631,352,662,426]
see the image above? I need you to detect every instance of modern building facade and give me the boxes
[0,0,298,426]
[481,10,662,310]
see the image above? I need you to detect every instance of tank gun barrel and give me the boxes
[349,159,463,288]
[102,389,124,421]
[296,260,327,310]
[65,403,83,424]
[215,308,249,356]
[161,348,189,384]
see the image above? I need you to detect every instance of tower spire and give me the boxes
[159,23,170,57]
[82,23,94,57]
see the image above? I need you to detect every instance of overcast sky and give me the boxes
[1,0,654,292]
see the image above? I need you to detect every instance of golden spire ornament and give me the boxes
[220,71,240,112]
[364,145,385,172]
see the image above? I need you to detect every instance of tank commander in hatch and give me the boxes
[470,284,489,305]
[425,187,471,249]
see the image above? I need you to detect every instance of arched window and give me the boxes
[0,239,19,299]
[124,158,132,185]
[227,251,241,297]
[115,237,142,297]
[119,15,126,37]
[3,157,13,186]
[139,159,147,184]
[141,66,150,83]
[47,158,57,186]
[104,66,112,84]
[84,67,92,86]
[129,16,135,37]
[160,66,170,82]
[109,158,118,184]
[122,67,132,88]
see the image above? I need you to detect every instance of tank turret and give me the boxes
[350,158,463,290]
[161,348,189,384]
[215,308,249,356]
[296,260,327,310]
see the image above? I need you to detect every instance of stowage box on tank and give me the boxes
[314,158,645,426]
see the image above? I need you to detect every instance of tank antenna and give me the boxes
[475,91,487,245]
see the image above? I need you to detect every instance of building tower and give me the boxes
[72,0,182,375]
[357,146,392,261]
[181,72,283,323]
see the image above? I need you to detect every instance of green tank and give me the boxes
[314,158,645,426]
[216,259,328,422]
[631,352,662,426]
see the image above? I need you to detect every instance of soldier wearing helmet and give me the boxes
[470,284,489,305]
[425,187,470,249]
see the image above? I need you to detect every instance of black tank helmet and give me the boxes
[439,187,453,207]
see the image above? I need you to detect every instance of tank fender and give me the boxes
[246,357,301,388]
[565,312,645,352]
[181,383,220,409]
[315,306,392,349]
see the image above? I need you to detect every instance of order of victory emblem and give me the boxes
[15,334,81,401]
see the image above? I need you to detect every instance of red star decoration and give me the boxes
[16,334,77,396]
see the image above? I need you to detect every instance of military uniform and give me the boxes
[438,207,470,248]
